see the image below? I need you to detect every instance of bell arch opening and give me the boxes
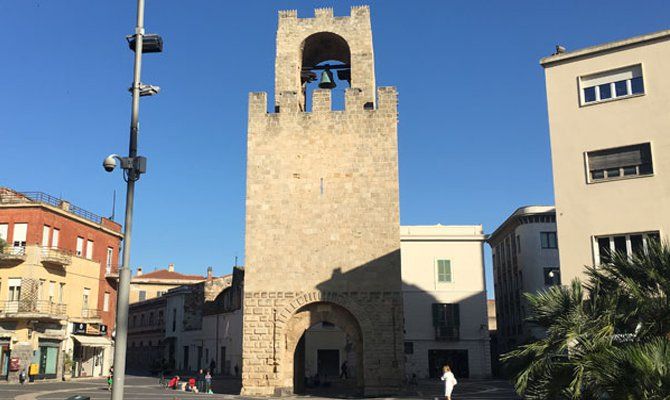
[281,301,364,396]
[300,32,351,111]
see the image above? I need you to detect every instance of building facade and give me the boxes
[243,6,404,396]
[401,225,491,379]
[129,264,204,304]
[488,206,560,353]
[0,189,121,382]
[541,30,670,283]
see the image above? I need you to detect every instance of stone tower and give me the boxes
[243,6,404,396]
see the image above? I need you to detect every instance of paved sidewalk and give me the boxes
[0,376,520,400]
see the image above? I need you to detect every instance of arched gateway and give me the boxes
[242,6,404,396]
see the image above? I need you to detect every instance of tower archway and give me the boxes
[281,301,364,396]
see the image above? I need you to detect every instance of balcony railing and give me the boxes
[40,246,72,267]
[0,246,27,265]
[81,308,101,319]
[0,190,103,224]
[0,300,67,317]
[435,326,460,341]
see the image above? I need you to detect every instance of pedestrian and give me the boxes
[205,369,212,394]
[19,369,26,385]
[197,368,204,392]
[209,358,216,374]
[440,365,458,400]
[168,375,180,390]
[188,377,199,393]
[340,360,348,379]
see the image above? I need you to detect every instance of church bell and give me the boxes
[318,69,336,89]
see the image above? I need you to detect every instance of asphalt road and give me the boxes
[0,376,520,400]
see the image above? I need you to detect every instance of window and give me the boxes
[138,290,146,302]
[436,259,452,283]
[594,231,660,265]
[543,268,561,286]
[587,143,653,182]
[48,281,55,303]
[404,341,414,354]
[82,288,90,310]
[106,247,113,272]
[541,232,558,249]
[8,278,21,301]
[132,315,137,328]
[103,292,110,312]
[86,240,94,260]
[12,223,27,248]
[0,224,8,243]
[158,310,164,324]
[156,291,165,297]
[42,225,50,247]
[76,237,84,256]
[59,283,65,303]
[38,280,45,301]
[140,314,145,326]
[52,229,59,248]
[432,303,460,341]
[172,308,177,332]
[516,235,521,253]
[580,64,644,105]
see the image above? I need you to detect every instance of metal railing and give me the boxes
[81,308,101,319]
[0,246,26,256]
[0,300,67,316]
[0,190,103,224]
[40,246,72,266]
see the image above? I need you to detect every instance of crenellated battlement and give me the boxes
[248,87,397,117]
[278,6,369,22]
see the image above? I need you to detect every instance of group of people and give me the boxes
[167,369,213,394]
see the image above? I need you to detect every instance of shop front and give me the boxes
[71,322,111,378]
[33,339,61,379]
[0,339,10,380]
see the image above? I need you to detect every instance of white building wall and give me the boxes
[400,225,491,379]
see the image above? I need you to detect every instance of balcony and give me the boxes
[0,300,67,320]
[105,264,119,280]
[0,246,27,266]
[435,326,460,341]
[81,308,102,320]
[40,247,72,268]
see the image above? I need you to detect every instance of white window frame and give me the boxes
[103,292,110,312]
[12,223,27,248]
[435,258,453,285]
[0,224,7,242]
[86,240,94,260]
[52,228,60,248]
[106,247,113,270]
[41,225,51,247]
[593,231,660,265]
[8,278,22,301]
[76,237,84,257]
[579,64,645,106]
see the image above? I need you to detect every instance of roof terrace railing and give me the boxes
[0,190,103,224]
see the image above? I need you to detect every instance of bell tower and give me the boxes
[243,6,404,396]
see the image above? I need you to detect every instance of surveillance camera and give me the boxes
[103,155,118,172]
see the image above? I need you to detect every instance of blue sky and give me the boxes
[1,1,668,298]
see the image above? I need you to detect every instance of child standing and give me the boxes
[440,365,458,400]
[205,370,212,393]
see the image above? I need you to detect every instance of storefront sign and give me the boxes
[9,357,20,371]
[85,324,100,335]
[72,322,87,334]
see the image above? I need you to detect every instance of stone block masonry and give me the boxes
[243,6,404,396]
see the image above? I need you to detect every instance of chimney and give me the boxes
[168,263,174,272]
[136,267,143,276]
[207,266,213,280]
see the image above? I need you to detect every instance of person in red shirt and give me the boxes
[188,377,199,393]
[167,376,180,390]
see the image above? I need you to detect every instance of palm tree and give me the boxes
[503,240,670,399]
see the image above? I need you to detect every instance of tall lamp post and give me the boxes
[103,1,162,399]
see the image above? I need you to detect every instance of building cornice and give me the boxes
[541,28,670,67]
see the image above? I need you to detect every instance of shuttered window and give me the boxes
[587,143,653,182]
[436,259,452,283]
[580,64,644,105]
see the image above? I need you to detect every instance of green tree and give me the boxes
[503,240,670,399]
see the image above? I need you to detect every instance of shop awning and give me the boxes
[72,335,112,347]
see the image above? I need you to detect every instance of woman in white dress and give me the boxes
[440,365,457,400]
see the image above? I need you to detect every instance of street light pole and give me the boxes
[111,0,145,399]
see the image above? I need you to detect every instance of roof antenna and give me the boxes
[234,255,238,267]
[110,190,116,220]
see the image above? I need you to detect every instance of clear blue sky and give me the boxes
[1,1,668,298]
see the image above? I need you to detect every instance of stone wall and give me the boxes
[243,6,404,396]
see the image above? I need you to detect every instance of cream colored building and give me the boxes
[129,263,204,304]
[401,225,491,379]
[488,206,559,353]
[541,30,670,283]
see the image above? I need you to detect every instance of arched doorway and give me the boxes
[282,301,364,396]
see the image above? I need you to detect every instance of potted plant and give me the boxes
[62,352,73,381]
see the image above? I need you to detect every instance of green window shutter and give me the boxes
[437,260,451,282]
